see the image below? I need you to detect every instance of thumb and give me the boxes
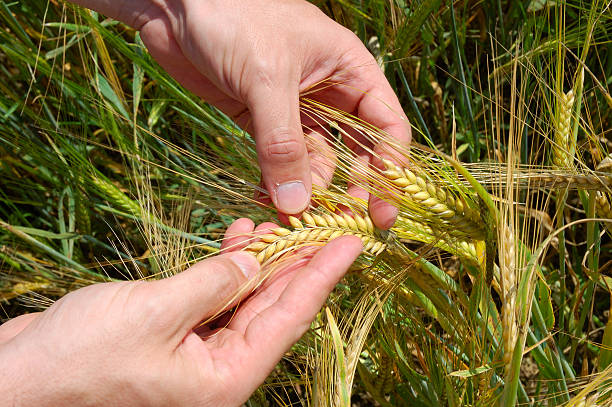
[151,251,260,336]
[248,80,311,215]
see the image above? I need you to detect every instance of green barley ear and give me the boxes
[74,180,92,235]
[392,214,485,267]
[91,174,142,217]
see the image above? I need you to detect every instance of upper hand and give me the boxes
[89,0,411,227]
[0,219,362,406]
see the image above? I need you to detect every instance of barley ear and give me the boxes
[243,211,387,264]
[595,155,612,231]
[380,160,485,239]
[500,223,518,377]
[552,90,575,169]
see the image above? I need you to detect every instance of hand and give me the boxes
[0,219,362,406]
[72,0,411,227]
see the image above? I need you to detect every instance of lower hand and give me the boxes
[0,218,361,406]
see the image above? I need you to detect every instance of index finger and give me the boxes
[335,57,412,228]
[316,45,412,153]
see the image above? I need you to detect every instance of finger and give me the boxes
[220,220,278,252]
[253,180,273,207]
[349,67,411,229]
[238,236,362,387]
[220,218,255,251]
[368,195,398,229]
[314,47,411,228]
[228,246,317,335]
[305,126,337,189]
[325,50,412,151]
[248,77,311,215]
[228,260,306,335]
[342,139,399,229]
[254,222,280,233]
[345,151,372,212]
[0,313,40,345]
[150,251,260,337]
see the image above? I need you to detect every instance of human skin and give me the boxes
[0,219,362,406]
[70,0,412,228]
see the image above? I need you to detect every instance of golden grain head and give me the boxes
[243,211,386,264]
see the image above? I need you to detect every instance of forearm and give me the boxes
[68,0,168,29]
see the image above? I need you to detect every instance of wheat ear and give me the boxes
[380,159,484,239]
[244,211,387,264]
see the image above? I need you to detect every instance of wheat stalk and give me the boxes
[244,211,387,264]
[552,90,575,169]
[380,159,484,239]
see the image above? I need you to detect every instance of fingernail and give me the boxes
[275,181,309,214]
[229,251,260,279]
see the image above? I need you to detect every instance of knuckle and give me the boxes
[338,28,365,51]
[130,282,167,322]
[339,32,377,65]
[246,57,286,93]
[245,49,296,87]
[206,259,245,306]
[261,129,305,164]
[252,61,276,90]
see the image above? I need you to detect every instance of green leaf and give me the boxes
[95,72,129,119]
[449,364,496,378]
[326,308,350,407]
[0,1,35,48]
[13,226,78,240]
[45,33,87,60]
[44,22,91,32]
[536,279,555,331]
